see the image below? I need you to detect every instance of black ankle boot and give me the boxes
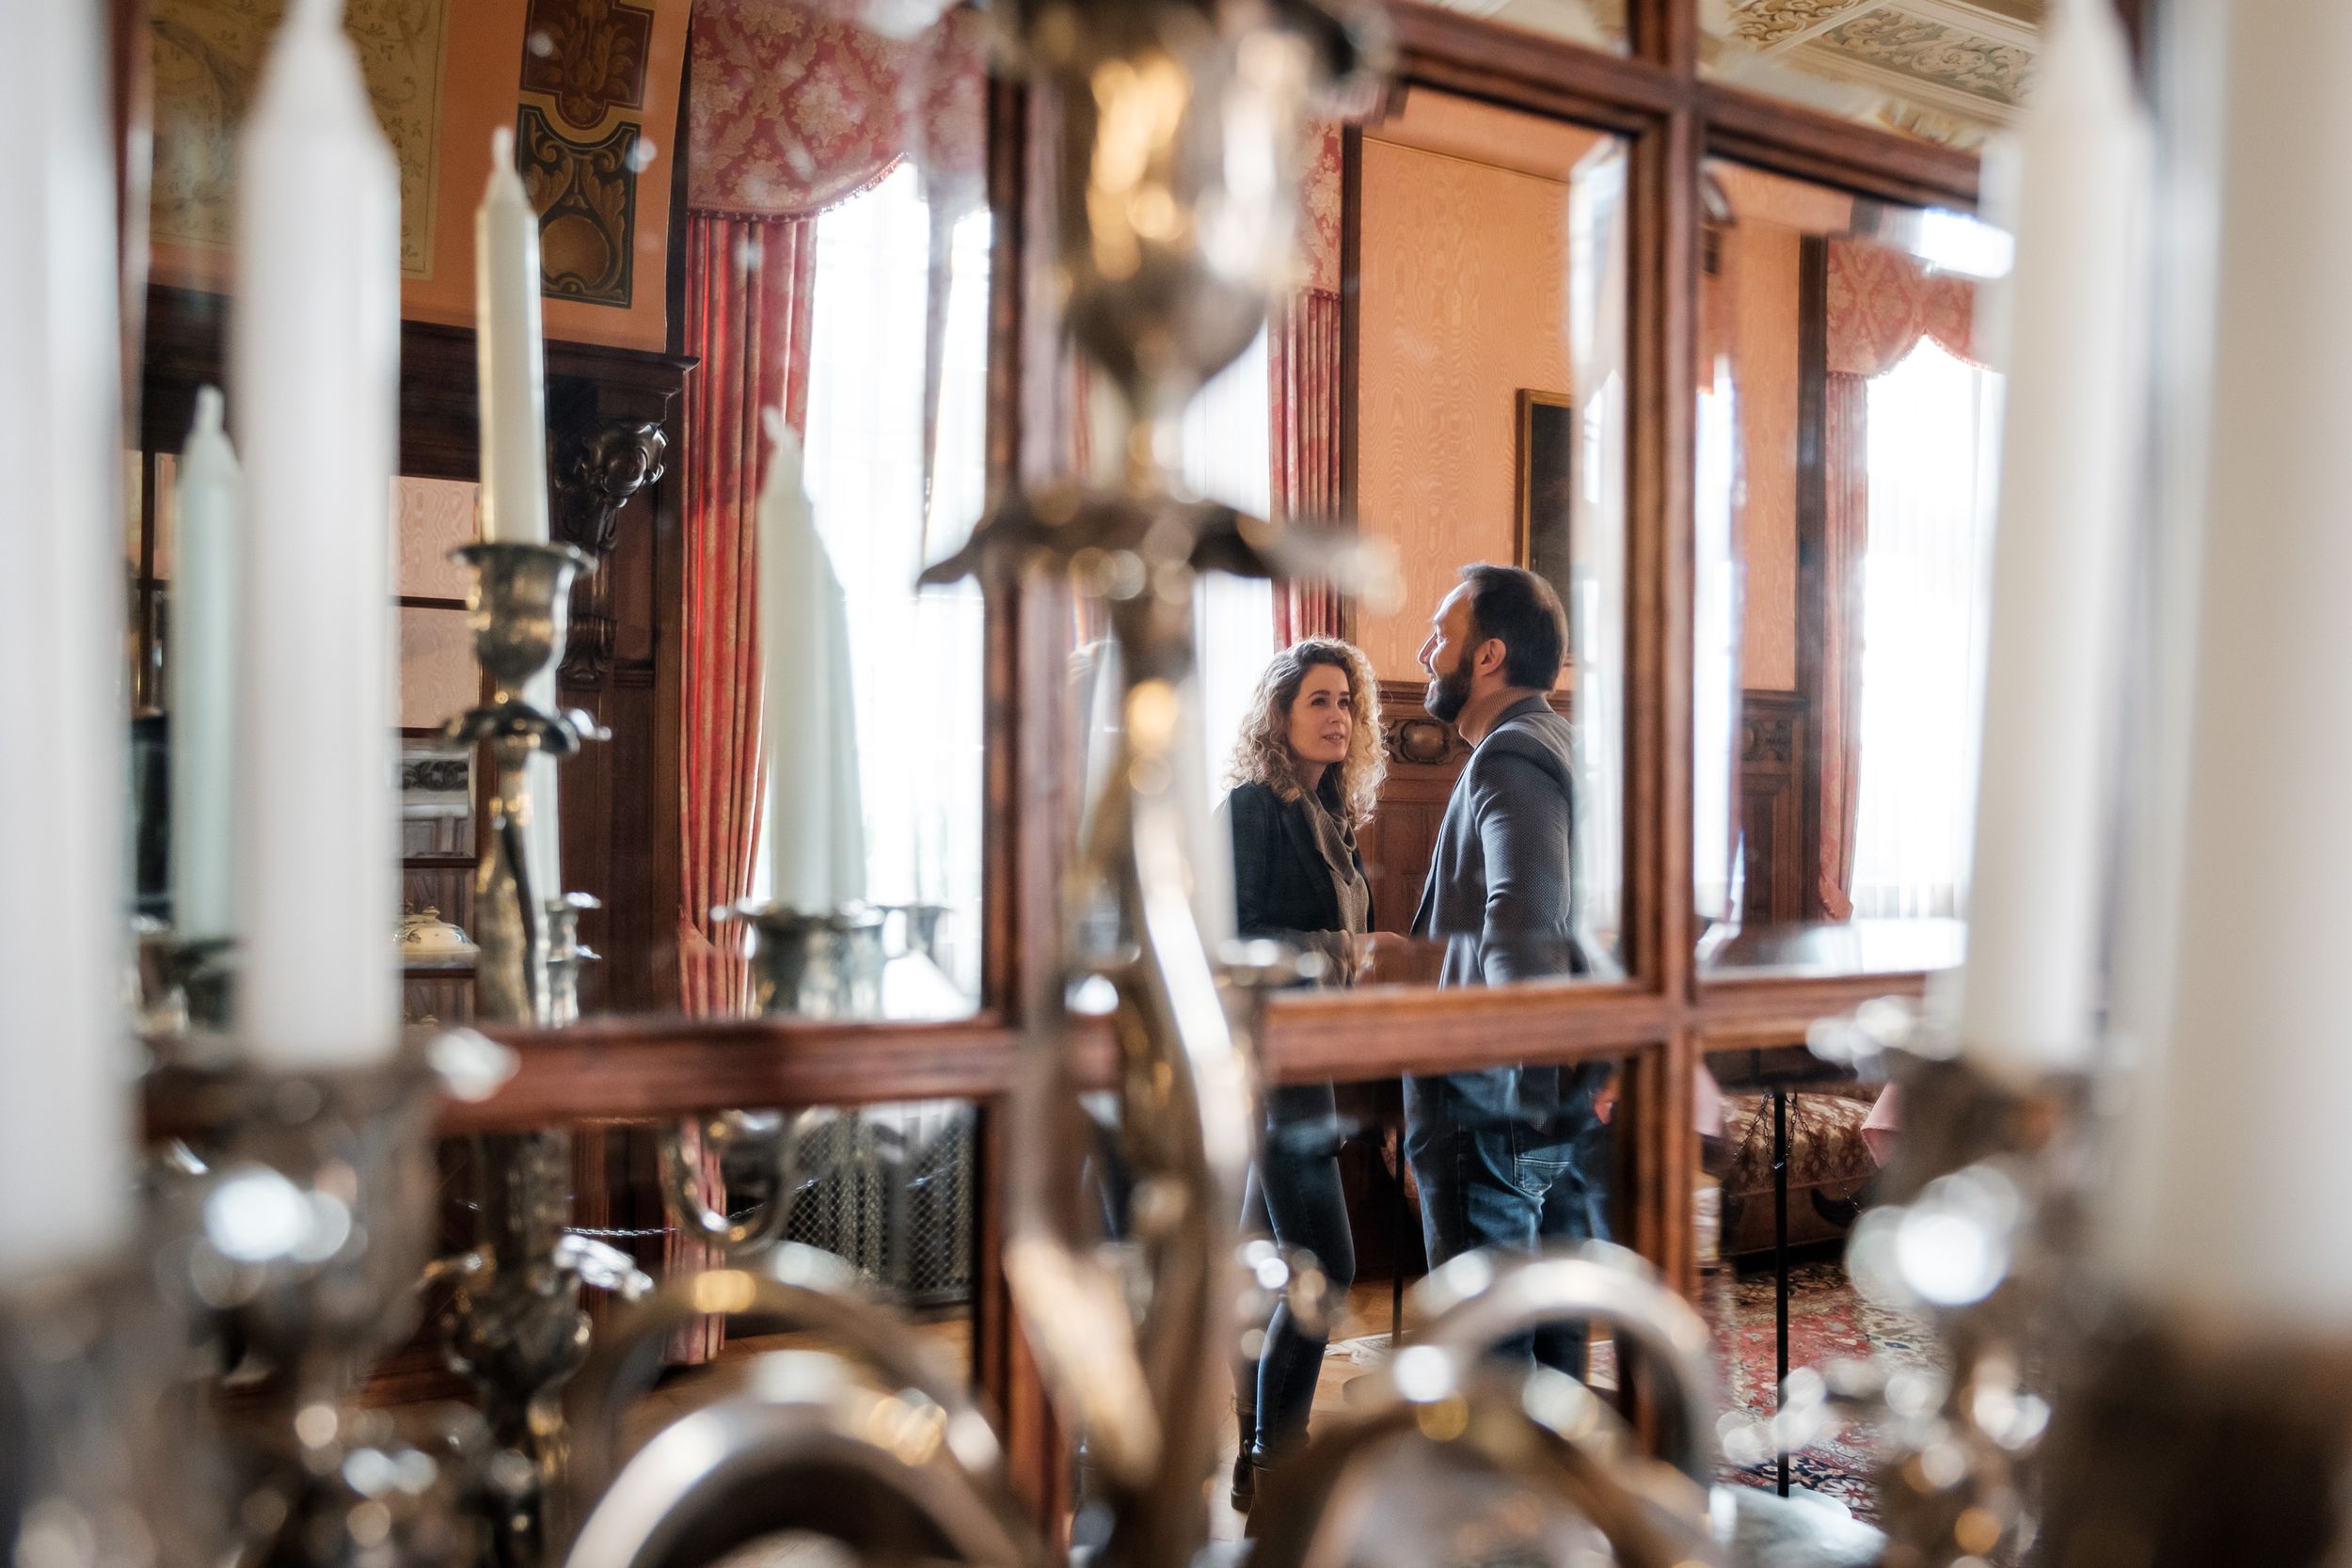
[1230,1444,1261,1513]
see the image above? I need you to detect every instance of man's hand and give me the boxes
[1355,931,1434,985]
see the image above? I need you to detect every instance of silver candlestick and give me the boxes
[155,1043,489,1568]
[434,539,616,1568]
[442,540,594,1028]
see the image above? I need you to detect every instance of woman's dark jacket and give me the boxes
[1222,780,1371,943]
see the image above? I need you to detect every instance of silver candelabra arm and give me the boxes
[656,1107,839,1258]
[1244,1244,1726,1568]
[1739,1002,2088,1568]
[555,1252,1045,1568]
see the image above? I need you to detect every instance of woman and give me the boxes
[1219,638,1386,1509]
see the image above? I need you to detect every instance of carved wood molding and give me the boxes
[1375,677,1577,770]
[549,416,669,689]
[1740,689,1804,768]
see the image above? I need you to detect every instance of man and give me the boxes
[1398,562,1608,1377]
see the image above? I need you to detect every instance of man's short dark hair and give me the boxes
[1459,563,1566,689]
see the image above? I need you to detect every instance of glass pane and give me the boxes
[1343,93,1629,988]
[1423,0,1628,53]
[1077,1061,1634,1546]
[1702,0,2040,150]
[393,476,479,599]
[743,159,992,1015]
[453,1104,981,1470]
[398,604,476,731]
[1695,161,2011,978]
[1097,96,1632,994]
[1697,1040,1911,1515]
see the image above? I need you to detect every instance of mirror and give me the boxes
[1084,92,1630,1001]
[1694,1038,1902,1515]
[404,1101,982,1457]
[127,0,993,1028]
[1073,1059,1637,1545]
[1694,161,2011,978]
[1701,0,2043,150]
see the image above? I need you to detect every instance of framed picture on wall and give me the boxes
[1515,389,1575,633]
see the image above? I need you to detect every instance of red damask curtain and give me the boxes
[689,0,988,221]
[662,213,818,1360]
[1272,124,1346,645]
[1814,240,1986,916]
[680,214,818,1015]
[1270,288,1344,644]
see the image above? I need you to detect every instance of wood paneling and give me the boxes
[1353,135,1574,681]
[1738,689,1807,927]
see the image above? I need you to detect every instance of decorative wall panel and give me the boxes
[151,0,450,277]
[149,0,690,350]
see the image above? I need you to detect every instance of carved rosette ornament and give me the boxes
[548,417,668,689]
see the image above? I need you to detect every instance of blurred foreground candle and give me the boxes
[2112,0,2352,1326]
[171,388,241,943]
[230,0,400,1069]
[759,414,866,912]
[0,5,133,1274]
[1951,0,2150,1080]
[474,127,562,900]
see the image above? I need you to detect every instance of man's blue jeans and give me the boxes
[1404,1070,1612,1379]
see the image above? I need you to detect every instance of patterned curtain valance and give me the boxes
[689,0,987,221]
[1302,121,1343,295]
[1826,237,1989,377]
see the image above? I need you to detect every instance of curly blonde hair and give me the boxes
[1226,639,1387,831]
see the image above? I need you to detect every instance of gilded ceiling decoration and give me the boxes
[1727,0,1884,49]
[150,0,450,277]
[1817,10,2031,104]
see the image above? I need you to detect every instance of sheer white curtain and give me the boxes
[1851,340,2002,921]
[768,163,989,999]
[1179,327,1277,806]
[1692,363,1740,927]
[1568,141,1629,959]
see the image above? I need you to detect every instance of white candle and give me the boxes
[230,0,401,1069]
[0,3,134,1274]
[473,126,563,899]
[2113,0,2352,1326]
[171,388,242,943]
[759,414,866,912]
[1950,0,2149,1081]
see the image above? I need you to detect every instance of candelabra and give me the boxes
[142,1033,516,1568]
[1757,1003,2087,1568]
[432,538,643,1568]
[1246,1247,1724,1568]
[914,0,1406,1554]
[556,1249,1045,1568]
[1794,1014,2352,1568]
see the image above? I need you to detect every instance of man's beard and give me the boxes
[1425,658,1473,725]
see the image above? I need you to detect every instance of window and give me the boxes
[761,163,992,1003]
[1180,326,1278,806]
[1850,340,2002,921]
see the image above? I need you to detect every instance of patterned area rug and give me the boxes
[1702,1258,1941,1519]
